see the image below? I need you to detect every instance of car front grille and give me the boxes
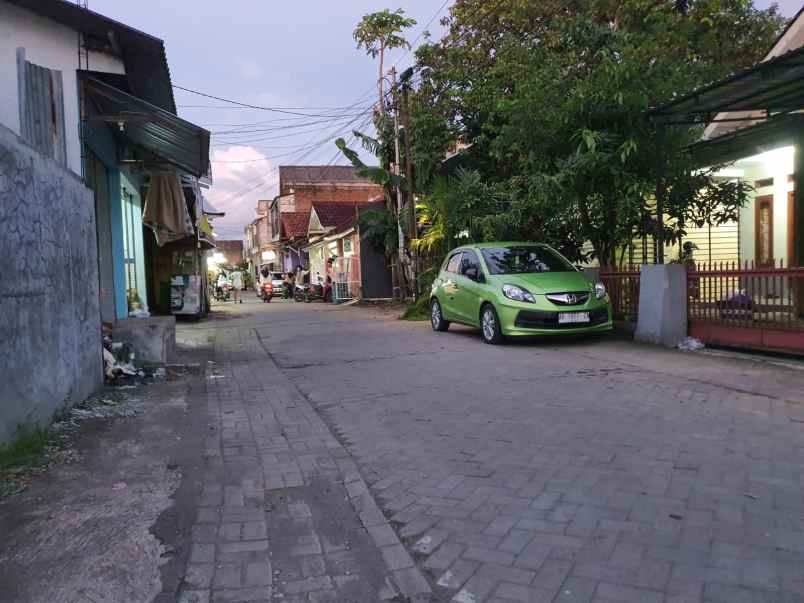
[545,292,590,306]
[514,307,609,330]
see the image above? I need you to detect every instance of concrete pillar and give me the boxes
[634,264,688,347]
[794,143,804,316]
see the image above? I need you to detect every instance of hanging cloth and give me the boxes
[142,173,195,246]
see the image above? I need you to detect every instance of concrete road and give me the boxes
[243,297,804,602]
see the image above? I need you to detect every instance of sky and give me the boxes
[89,0,801,241]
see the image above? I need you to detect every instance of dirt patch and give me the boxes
[0,376,192,603]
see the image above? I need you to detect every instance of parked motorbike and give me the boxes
[260,282,274,303]
[293,283,307,302]
[214,283,232,302]
[295,280,332,303]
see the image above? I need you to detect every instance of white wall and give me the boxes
[737,147,795,266]
[0,1,125,175]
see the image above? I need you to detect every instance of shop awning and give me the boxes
[648,46,804,124]
[81,75,210,177]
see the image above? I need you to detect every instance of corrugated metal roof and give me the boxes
[82,76,209,177]
[688,114,804,165]
[279,165,375,189]
[648,45,804,123]
[7,0,176,113]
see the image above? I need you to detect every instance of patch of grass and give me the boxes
[0,424,49,474]
[401,297,430,321]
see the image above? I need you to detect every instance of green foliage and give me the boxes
[358,208,398,257]
[0,424,48,473]
[400,295,431,321]
[335,137,404,190]
[409,0,785,263]
[353,8,417,59]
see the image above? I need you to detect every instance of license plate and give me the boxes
[558,311,590,324]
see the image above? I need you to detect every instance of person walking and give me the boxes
[230,267,244,304]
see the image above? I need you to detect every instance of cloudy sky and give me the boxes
[89,0,800,240]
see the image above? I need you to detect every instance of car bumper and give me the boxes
[497,299,614,337]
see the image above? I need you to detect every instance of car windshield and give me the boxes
[480,246,575,275]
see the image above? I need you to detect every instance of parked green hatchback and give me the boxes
[430,242,613,344]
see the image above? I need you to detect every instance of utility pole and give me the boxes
[390,67,408,299]
[400,69,416,299]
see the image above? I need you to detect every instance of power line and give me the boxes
[388,0,452,72]
[173,84,377,118]
[211,109,375,207]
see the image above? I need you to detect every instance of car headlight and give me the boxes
[594,282,606,299]
[502,284,536,303]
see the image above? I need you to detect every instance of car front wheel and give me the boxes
[430,299,450,332]
[480,304,504,345]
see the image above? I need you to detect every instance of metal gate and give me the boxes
[332,256,360,303]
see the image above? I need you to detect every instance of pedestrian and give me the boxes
[216,270,228,300]
[230,267,244,304]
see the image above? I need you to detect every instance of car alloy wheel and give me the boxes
[481,304,503,344]
[430,299,449,332]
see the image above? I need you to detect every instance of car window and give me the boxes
[445,252,462,274]
[460,250,481,276]
[480,245,575,275]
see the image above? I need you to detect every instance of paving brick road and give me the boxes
[171,314,430,603]
[223,298,804,603]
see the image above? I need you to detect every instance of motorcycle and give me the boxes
[214,283,232,302]
[260,282,274,303]
[295,280,332,303]
[293,283,308,302]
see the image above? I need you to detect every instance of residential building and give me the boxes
[266,165,383,272]
[636,9,804,354]
[305,201,392,300]
[1,0,210,322]
[0,0,210,442]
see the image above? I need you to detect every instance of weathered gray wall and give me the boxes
[0,123,102,445]
[635,264,688,348]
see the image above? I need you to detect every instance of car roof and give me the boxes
[455,241,545,251]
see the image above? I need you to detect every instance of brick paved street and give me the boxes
[4,297,803,603]
[170,310,430,603]
[231,298,804,603]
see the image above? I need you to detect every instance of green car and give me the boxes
[429,242,613,344]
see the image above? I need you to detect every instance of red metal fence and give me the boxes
[601,262,804,354]
[688,261,804,354]
[600,267,641,320]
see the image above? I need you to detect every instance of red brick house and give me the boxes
[266,166,383,272]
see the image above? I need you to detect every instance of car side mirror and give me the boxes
[465,267,484,282]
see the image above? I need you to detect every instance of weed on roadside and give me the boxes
[400,296,430,321]
[0,391,137,498]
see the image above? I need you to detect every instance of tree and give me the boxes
[353,8,417,110]
[408,0,785,264]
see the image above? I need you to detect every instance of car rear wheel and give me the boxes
[430,299,450,332]
[480,304,504,345]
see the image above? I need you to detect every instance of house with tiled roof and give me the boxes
[304,200,391,301]
[259,166,384,274]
